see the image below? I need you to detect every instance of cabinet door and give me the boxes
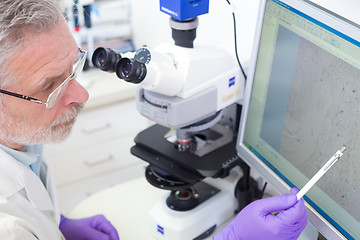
[45,100,149,155]
[49,132,145,186]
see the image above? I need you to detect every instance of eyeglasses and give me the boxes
[0,48,87,109]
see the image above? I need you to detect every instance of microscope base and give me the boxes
[148,178,238,240]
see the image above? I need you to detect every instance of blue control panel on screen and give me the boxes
[160,0,209,21]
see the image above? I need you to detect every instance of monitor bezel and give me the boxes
[236,0,359,239]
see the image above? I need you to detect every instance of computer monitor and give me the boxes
[236,0,360,239]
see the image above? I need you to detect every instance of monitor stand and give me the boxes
[299,223,319,240]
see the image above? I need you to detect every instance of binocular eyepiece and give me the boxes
[92,47,147,84]
[92,47,120,72]
[116,58,146,84]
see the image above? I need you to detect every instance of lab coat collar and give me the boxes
[0,144,42,172]
[0,148,55,212]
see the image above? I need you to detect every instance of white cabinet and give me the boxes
[44,70,151,215]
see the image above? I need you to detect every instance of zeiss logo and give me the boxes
[228,77,235,87]
[157,225,164,235]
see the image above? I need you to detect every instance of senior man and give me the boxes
[0,0,118,239]
[0,0,307,239]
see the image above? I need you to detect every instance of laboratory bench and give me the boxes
[44,68,150,215]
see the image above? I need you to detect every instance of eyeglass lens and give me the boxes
[45,50,87,109]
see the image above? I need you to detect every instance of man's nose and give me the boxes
[63,79,89,105]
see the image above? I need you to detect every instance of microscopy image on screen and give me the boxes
[276,30,360,221]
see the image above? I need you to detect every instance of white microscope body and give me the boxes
[128,43,245,239]
[135,42,244,129]
[93,33,246,240]
[91,1,247,238]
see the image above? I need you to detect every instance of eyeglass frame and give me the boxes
[0,47,87,109]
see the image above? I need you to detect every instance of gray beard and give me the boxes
[0,103,84,146]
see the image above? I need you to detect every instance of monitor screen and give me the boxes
[236,0,360,239]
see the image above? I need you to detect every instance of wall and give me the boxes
[309,0,360,25]
[129,0,360,63]
[130,0,261,63]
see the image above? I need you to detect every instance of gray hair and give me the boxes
[0,0,65,88]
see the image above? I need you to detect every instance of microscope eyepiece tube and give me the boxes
[116,58,147,84]
[92,47,121,72]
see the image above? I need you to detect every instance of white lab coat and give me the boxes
[0,148,64,239]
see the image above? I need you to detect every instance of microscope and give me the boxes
[92,1,260,239]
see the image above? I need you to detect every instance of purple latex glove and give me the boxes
[59,214,119,240]
[213,188,308,240]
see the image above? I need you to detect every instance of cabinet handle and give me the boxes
[84,154,114,167]
[81,123,111,134]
